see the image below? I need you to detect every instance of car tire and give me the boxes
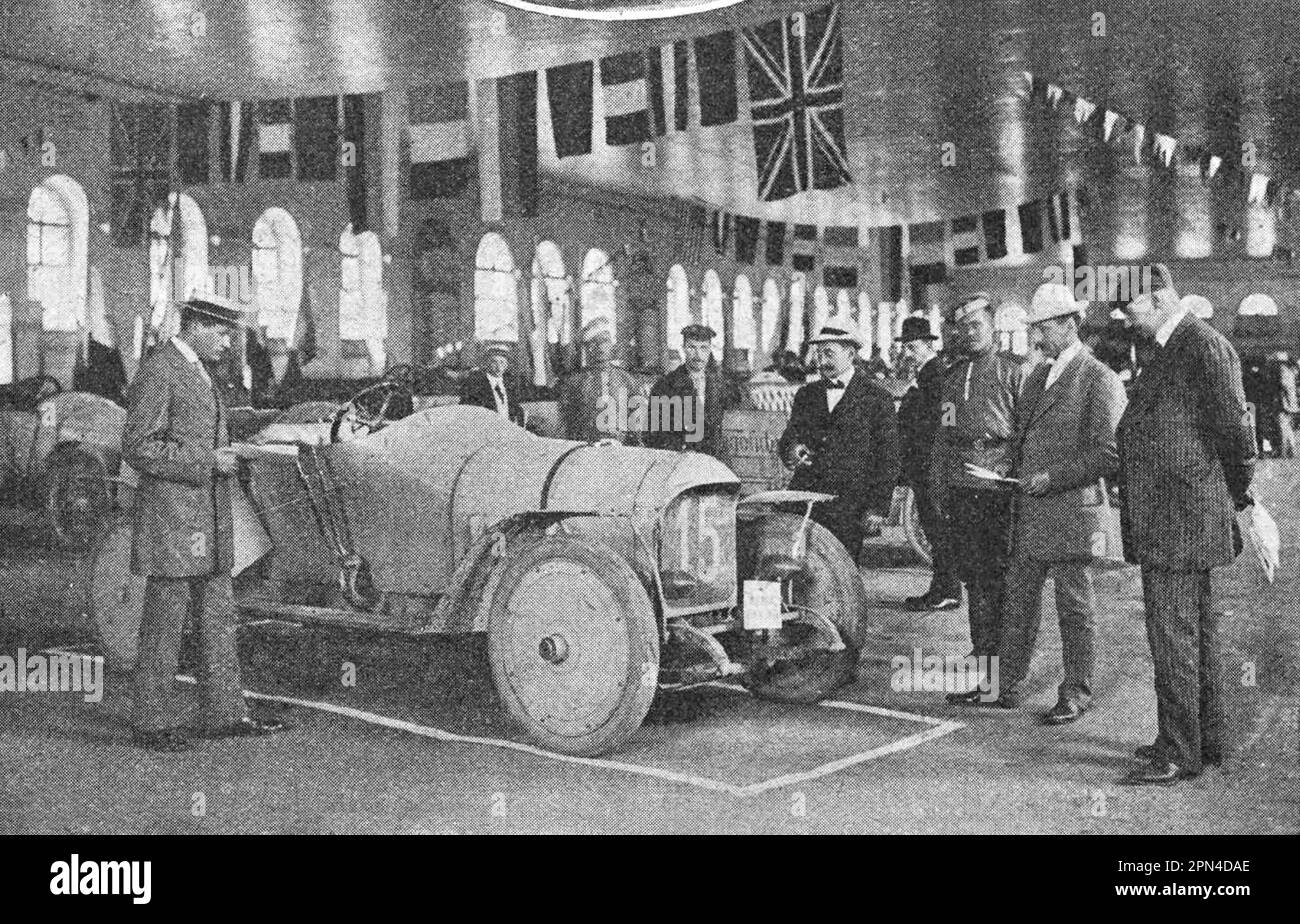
[901,486,933,566]
[740,512,866,704]
[45,444,112,552]
[485,533,660,757]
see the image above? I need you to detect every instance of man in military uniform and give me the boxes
[123,295,287,751]
[931,293,1026,703]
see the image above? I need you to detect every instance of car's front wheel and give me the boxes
[485,534,660,757]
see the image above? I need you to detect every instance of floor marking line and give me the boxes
[43,646,960,797]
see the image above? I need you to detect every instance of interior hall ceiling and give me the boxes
[4,0,1300,226]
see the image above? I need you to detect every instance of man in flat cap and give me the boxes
[779,324,900,561]
[932,293,1027,703]
[995,282,1127,722]
[123,295,287,751]
[1115,266,1256,785]
[460,341,525,425]
[558,320,639,443]
[645,324,735,456]
[896,314,959,611]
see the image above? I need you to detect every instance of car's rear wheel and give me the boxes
[485,534,659,757]
[46,445,112,552]
[81,516,146,672]
[741,513,866,704]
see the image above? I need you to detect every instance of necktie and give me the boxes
[494,382,506,412]
[826,379,845,390]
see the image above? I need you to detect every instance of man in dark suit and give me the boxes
[645,324,735,457]
[996,283,1127,722]
[1116,271,1256,785]
[895,315,959,610]
[123,295,286,751]
[558,324,640,443]
[931,294,1027,703]
[778,324,900,561]
[460,342,525,425]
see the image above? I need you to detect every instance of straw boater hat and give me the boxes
[1025,282,1088,326]
[806,323,862,348]
[182,293,254,328]
[581,316,614,344]
[950,292,993,324]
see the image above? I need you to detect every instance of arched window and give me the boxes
[856,292,873,357]
[580,248,616,342]
[701,269,723,359]
[665,264,691,359]
[474,232,519,342]
[252,207,304,342]
[811,285,831,338]
[531,241,570,385]
[787,272,807,353]
[733,275,755,366]
[340,225,387,371]
[995,302,1028,354]
[27,176,88,334]
[1238,293,1278,316]
[760,278,782,362]
[150,193,210,340]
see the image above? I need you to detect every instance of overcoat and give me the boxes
[643,364,734,457]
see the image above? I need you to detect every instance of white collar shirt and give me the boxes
[486,373,508,415]
[171,336,211,385]
[1154,306,1190,348]
[825,365,854,413]
[1045,340,1085,390]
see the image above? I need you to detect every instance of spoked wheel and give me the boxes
[741,513,867,704]
[901,486,933,565]
[486,534,660,757]
[45,445,112,552]
[81,517,146,672]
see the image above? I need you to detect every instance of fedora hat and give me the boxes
[807,323,862,348]
[1025,282,1087,326]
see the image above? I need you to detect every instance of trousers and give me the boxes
[947,488,1014,657]
[910,479,958,596]
[134,574,246,732]
[996,557,1096,705]
[1140,567,1224,774]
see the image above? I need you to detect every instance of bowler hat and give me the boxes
[899,315,938,342]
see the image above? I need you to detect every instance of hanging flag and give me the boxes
[647,47,668,137]
[217,101,253,182]
[694,30,738,126]
[822,225,859,288]
[949,215,982,266]
[879,225,903,302]
[1131,123,1146,164]
[1018,200,1044,254]
[734,216,761,265]
[1048,188,1079,243]
[982,209,1008,260]
[907,219,946,276]
[506,72,539,218]
[476,78,502,223]
[764,220,787,265]
[295,96,339,182]
[1103,110,1120,142]
[409,82,472,199]
[742,3,851,201]
[176,101,211,185]
[711,209,732,255]
[109,102,171,247]
[1249,173,1272,205]
[257,100,293,178]
[546,61,594,158]
[1073,97,1096,125]
[792,223,818,272]
[342,94,368,231]
[1153,132,1177,167]
[673,41,690,130]
[601,52,654,146]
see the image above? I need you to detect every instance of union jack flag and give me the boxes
[742,4,852,202]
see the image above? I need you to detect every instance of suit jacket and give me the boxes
[122,340,234,577]
[558,364,640,443]
[778,371,900,516]
[459,369,525,425]
[1009,345,1127,561]
[644,364,734,456]
[1116,314,1256,571]
[896,355,946,486]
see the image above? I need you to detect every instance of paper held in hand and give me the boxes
[1245,501,1281,584]
[963,463,1021,485]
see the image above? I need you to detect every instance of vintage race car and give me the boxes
[0,375,127,550]
[88,381,871,757]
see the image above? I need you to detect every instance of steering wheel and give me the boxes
[329,367,414,443]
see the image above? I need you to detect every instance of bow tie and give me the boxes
[825,379,845,390]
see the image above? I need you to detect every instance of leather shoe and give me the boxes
[1135,743,1221,767]
[200,716,289,739]
[1117,759,1197,786]
[1042,699,1088,725]
[903,593,932,611]
[133,729,191,752]
[945,689,984,705]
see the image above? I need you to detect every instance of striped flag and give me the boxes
[907,220,946,275]
[792,223,818,273]
[821,225,859,289]
[600,50,666,146]
[949,215,982,266]
[217,101,253,182]
[409,82,472,199]
[257,100,293,178]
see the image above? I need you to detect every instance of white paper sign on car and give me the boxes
[742,580,782,630]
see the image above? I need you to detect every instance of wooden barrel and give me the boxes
[719,408,790,496]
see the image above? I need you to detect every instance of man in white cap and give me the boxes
[932,293,1027,703]
[995,282,1127,723]
[460,341,524,425]
[558,320,638,443]
[778,323,900,561]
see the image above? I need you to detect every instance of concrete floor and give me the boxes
[0,463,1296,835]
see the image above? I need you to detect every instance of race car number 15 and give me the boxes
[674,494,723,583]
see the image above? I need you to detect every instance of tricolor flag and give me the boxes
[792,223,818,273]
[600,50,666,146]
[1047,188,1080,244]
[694,30,738,127]
[257,100,293,178]
[907,220,946,273]
[409,82,472,199]
[217,101,253,183]
[821,225,859,288]
[949,215,982,266]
